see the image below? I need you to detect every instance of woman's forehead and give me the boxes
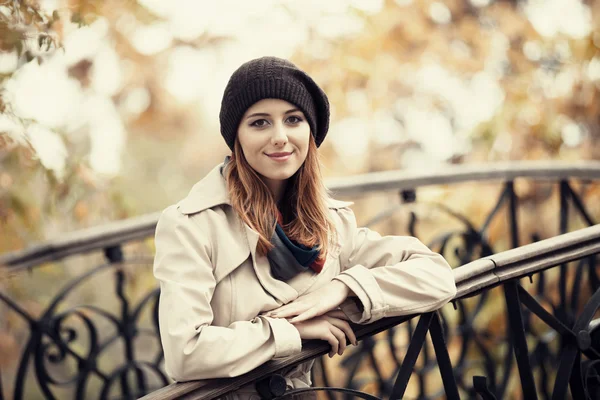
[244,98,298,115]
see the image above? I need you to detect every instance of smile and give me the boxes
[265,151,293,162]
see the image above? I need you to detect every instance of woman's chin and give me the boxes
[260,167,299,182]
[263,172,295,181]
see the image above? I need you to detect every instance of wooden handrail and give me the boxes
[139,223,600,400]
[0,212,162,271]
[2,161,600,271]
[326,160,600,197]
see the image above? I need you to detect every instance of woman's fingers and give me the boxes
[268,299,318,319]
[325,332,339,358]
[329,325,346,356]
[326,317,358,346]
[293,316,358,358]
[266,302,301,318]
[325,309,350,321]
[288,307,320,323]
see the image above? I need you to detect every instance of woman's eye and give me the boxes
[250,119,269,127]
[287,116,303,124]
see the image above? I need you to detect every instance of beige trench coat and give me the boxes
[153,163,457,399]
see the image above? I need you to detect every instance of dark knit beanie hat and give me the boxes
[219,56,330,151]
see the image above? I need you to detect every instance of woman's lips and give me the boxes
[265,151,293,162]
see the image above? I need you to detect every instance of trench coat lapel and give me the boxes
[243,224,299,304]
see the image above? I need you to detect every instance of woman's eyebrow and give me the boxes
[245,113,269,119]
[245,109,300,119]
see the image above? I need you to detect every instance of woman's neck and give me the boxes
[263,177,288,204]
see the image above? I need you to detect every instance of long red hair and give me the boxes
[224,136,335,257]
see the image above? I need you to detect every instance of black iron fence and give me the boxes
[1,161,600,399]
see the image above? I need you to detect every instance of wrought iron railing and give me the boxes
[1,161,599,399]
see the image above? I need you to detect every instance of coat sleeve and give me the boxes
[332,206,457,324]
[153,205,302,382]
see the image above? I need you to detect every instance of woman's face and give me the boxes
[237,98,311,191]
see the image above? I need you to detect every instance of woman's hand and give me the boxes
[291,310,358,358]
[265,280,351,323]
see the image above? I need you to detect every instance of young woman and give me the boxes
[153,56,457,399]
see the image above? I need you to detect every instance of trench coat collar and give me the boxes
[177,163,353,215]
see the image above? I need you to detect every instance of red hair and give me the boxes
[224,136,335,257]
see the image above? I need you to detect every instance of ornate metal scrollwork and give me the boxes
[1,259,165,399]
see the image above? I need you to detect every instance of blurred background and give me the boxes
[1,0,600,398]
[2,0,599,248]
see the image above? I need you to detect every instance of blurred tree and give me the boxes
[0,0,599,249]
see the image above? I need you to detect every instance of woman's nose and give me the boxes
[270,123,288,146]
